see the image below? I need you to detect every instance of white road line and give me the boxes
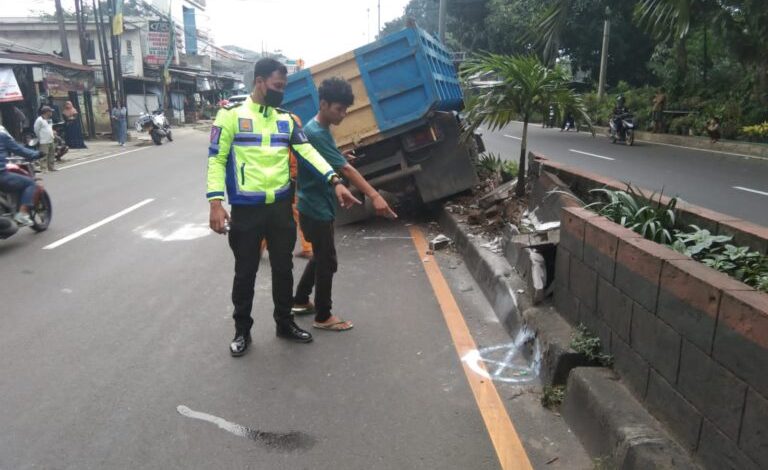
[734,186,768,197]
[58,146,151,170]
[568,149,615,161]
[43,198,155,250]
[503,134,522,141]
[644,140,766,160]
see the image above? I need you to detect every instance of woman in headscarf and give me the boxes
[62,101,87,149]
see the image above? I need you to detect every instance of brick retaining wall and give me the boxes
[555,204,768,470]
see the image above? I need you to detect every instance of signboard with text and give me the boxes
[0,67,23,103]
[146,21,172,66]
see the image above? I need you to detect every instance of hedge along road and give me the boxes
[482,122,768,226]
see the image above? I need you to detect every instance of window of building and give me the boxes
[85,37,96,61]
[126,40,133,56]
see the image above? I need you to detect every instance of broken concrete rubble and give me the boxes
[429,234,452,251]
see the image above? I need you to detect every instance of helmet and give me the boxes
[616,95,626,107]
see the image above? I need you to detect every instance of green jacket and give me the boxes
[207,96,336,205]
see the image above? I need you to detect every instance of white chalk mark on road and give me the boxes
[504,134,522,141]
[733,186,768,197]
[140,223,211,242]
[58,146,152,170]
[462,329,540,384]
[177,405,252,439]
[43,198,155,250]
[569,149,615,161]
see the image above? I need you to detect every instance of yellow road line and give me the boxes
[409,226,533,470]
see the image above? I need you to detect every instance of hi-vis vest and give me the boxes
[206,96,335,205]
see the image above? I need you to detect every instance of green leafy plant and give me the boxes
[501,159,519,181]
[477,152,503,177]
[671,225,732,258]
[571,324,612,366]
[587,185,678,245]
[541,385,566,409]
[701,245,768,291]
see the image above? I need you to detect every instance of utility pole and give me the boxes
[108,0,124,107]
[54,0,71,61]
[597,7,611,100]
[93,0,115,115]
[74,0,95,138]
[438,0,447,43]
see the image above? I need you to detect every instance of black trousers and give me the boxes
[228,199,296,334]
[294,213,337,323]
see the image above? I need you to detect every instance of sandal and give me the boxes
[313,319,354,331]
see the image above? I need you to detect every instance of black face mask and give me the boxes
[264,88,284,108]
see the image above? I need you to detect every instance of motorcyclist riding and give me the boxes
[0,125,41,226]
[612,95,630,140]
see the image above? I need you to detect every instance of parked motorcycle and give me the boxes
[609,113,635,146]
[21,123,69,161]
[0,156,53,239]
[135,110,173,145]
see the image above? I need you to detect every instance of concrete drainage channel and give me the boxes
[436,204,701,470]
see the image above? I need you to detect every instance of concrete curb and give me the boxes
[563,368,701,469]
[437,207,591,386]
[438,205,701,468]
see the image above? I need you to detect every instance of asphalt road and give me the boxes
[482,123,768,226]
[0,129,590,470]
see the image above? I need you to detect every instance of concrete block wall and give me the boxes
[554,205,768,470]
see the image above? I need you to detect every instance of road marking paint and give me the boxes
[733,186,768,197]
[568,149,615,161]
[58,146,152,170]
[139,223,211,242]
[409,226,533,470]
[643,140,767,161]
[43,198,154,250]
[176,405,315,451]
[504,134,522,141]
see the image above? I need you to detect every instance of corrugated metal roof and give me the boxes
[0,57,39,65]
[0,52,93,72]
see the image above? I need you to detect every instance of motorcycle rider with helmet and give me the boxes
[0,125,41,226]
[612,95,631,140]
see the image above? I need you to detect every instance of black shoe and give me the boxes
[230,332,251,357]
[276,320,313,343]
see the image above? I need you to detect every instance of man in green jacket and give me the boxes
[207,58,360,357]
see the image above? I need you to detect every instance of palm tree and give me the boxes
[462,54,591,197]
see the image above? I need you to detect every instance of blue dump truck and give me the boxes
[283,26,480,223]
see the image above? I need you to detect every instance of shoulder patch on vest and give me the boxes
[238,118,253,132]
[276,120,290,134]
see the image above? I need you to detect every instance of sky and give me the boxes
[3,0,411,67]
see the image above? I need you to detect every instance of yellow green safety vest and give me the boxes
[207,96,335,205]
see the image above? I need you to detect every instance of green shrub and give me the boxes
[587,185,678,245]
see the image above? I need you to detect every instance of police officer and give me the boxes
[207,58,360,357]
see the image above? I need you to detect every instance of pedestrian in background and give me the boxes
[706,117,721,143]
[652,87,667,133]
[62,101,87,149]
[111,102,127,146]
[34,106,56,172]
